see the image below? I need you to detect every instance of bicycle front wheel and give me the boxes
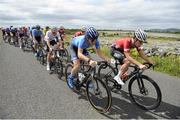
[65,62,73,82]
[60,48,70,62]
[86,77,112,113]
[128,75,162,110]
[55,58,63,79]
[97,63,117,90]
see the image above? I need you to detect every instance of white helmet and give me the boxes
[51,27,57,32]
[81,26,87,32]
[134,29,147,43]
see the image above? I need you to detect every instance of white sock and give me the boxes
[116,70,121,78]
[47,61,50,66]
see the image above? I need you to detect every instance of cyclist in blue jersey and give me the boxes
[32,25,43,56]
[67,27,112,89]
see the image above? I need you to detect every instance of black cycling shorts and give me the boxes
[111,46,125,65]
[46,40,57,52]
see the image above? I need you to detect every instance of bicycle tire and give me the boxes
[97,63,117,88]
[60,48,70,62]
[128,75,162,110]
[98,63,117,77]
[65,63,73,83]
[55,58,63,78]
[86,77,112,113]
[39,50,45,65]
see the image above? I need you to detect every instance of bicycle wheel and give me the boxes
[65,63,73,83]
[55,58,63,79]
[98,63,117,88]
[128,75,162,110]
[86,77,112,113]
[80,61,91,72]
[39,50,45,65]
[60,48,70,62]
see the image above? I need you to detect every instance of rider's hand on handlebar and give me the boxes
[110,59,116,64]
[105,58,115,64]
[139,64,147,70]
[89,60,97,67]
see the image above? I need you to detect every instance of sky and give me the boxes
[0,0,180,30]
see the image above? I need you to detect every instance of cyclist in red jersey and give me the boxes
[111,29,155,85]
[73,26,86,38]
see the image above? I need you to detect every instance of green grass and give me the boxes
[130,49,180,77]
[152,56,180,77]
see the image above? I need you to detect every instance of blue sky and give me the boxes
[0,0,180,29]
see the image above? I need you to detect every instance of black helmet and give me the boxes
[36,25,41,30]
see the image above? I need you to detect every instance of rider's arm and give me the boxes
[78,48,90,62]
[46,40,51,49]
[124,51,142,66]
[138,50,155,64]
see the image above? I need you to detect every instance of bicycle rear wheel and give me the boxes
[86,77,112,113]
[128,75,162,110]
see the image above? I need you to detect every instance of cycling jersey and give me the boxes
[73,31,84,38]
[71,35,100,49]
[32,29,43,37]
[70,36,100,61]
[114,37,142,52]
[5,28,10,34]
[43,29,49,36]
[45,30,61,42]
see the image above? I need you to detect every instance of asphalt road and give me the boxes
[0,36,180,119]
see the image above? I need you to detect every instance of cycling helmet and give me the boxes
[85,27,99,40]
[81,26,87,32]
[51,27,58,32]
[36,25,41,30]
[59,26,65,30]
[45,26,49,29]
[134,29,147,43]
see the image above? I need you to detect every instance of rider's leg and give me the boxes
[71,60,80,76]
[118,59,130,78]
[47,51,51,71]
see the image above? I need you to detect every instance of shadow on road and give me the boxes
[102,90,180,119]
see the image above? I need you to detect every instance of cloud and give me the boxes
[0,0,180,29]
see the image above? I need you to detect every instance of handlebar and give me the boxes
[129,62,155,71]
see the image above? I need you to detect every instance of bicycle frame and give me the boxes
[75,64,96,89]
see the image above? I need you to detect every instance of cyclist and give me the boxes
[67,27,112,89]
[18,27,25,48]
[5,27,11,42]
[30,26,36,39]
[10,27,18,45]
[1,28,6,40]
[43,26,50,36]
[58,26,66,49]
[32,25,43,56]
[111,29,155,85]
[45,27,62,71]
[73,26,86,38]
